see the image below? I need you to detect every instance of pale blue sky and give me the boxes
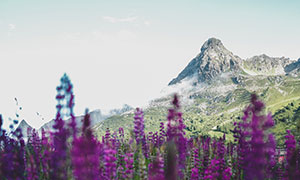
[0,0,299,128]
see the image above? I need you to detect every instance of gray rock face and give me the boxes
[38,109,106,133]
[17,120,33,138]
[168,38,243,85]
[243,54,293,75]
[109,104,133,116]
[285,58,300,76]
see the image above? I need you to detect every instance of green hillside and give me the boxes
[93,76,300,145]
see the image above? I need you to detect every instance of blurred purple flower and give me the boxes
[71,111,101,180]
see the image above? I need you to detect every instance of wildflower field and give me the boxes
[0,75,299,180]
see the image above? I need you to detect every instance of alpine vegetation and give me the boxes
[1,74,300,179]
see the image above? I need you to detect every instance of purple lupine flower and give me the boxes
[211,139,217,157]
[134,108,145,145]
[118,152,134,179]
[285,130,296,161]
[234,94,276,180]
[141,135,149,159]
[284,130,298,179]
[112,131,120,148]
[222,167,232,180]
[72,137,100,180]
[204,158,220,180]
[200,136,211,178]
[152,132,159,147]
[147,131,153,141]
[18,138,26,177]
[204,155,231,180]
[245,95,274,180]
[119,127,124,137]
[26,154,39,180]
[118,127,124,144]
[26,129,42,180]
[104,128,111,145]
[187,137,194,150]
[190,147,200,180]
[177,133,187,178]
[41,128,51,179]
[0,113,26,180]
[159,122,166,146]
[98,142,105,179]
[148,152,165,180]
[117,153,125,179]
[71,110,101,180]
[216,135,226,178]
[133,108,149,158]
[125,153,134,178]
[66,78,77,138]
[232,120,249,179]
[166,94,187,178]
[50,74,72,179]
[0,130,25,179]
[50,115,68,179]
[54,74,76,136]
[104,147,117,180]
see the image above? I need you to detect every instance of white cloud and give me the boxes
[92,31,106,40]
[102,16,138,23]
[92,31,114,41]
[92,30,137,41]
[144,21,151,26]
[63,32,81,40]
[102,15,151,27]
[8,24,16,30]
[117,30,137,41]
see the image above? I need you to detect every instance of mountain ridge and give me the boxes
[16,104,133,136]
[169,38,299,86]
[168,37,243,85]
[94,37,300,141]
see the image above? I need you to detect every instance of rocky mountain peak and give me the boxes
[168,38,242,85]
[200,37,224,52]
